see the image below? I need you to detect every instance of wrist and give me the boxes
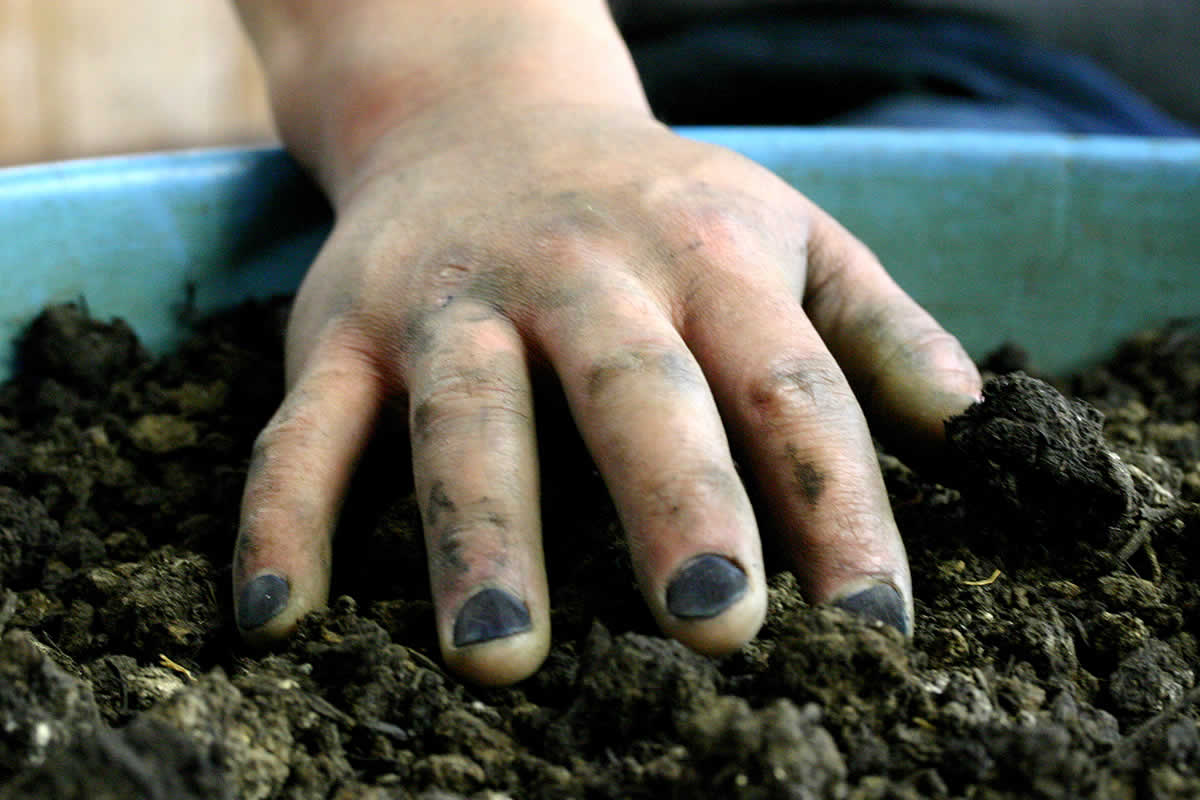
[236,0,651,195]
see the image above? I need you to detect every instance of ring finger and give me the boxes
[536,276,767,655]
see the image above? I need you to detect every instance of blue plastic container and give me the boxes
[2,129,1198,381]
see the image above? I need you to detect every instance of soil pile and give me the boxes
[1,302,1199,799]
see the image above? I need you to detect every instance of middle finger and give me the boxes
[405,297,549,685]
[535,277,767,655]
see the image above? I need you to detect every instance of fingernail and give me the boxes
[453,587,533,647]
[666,554,748,619]
[833,581,910,635]
[237,573,290,630]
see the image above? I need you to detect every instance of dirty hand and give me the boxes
[230,0,982,685]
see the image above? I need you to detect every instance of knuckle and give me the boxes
[421,485,513,589]
[251,397,323,466]
[245,416,318,509]
[573,282,663,324]
[529,217,599,271]
[520,195,615,275]
[636,462,744,527]
[248,357,378,483]
[745,356,857,429]
[428,517,509,581]
[901,325,978,380]
[411,368,529,440]
[864,307,982,395]
[241,411,330,545]
[802,252,854,323]
[583,342,701,400]
[666,198,760,265]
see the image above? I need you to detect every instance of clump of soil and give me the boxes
[2,301,1200,799]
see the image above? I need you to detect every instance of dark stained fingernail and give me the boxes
[666,554,748,619]
[453,588,533,647]
[237,573,290,630]
[833,582,910,635]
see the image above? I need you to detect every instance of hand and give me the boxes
[230,99,981,685]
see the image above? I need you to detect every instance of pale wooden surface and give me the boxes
[0,0,275,165]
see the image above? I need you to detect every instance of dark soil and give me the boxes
[2,301,1200,799]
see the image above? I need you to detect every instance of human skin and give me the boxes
[230,0,982,686]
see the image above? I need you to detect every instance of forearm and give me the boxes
[233,0,649,198]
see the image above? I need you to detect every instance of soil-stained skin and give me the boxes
[3,301,1200,799]
[584,348,702,399]
[425,480,469,576]
[785,442,826,506]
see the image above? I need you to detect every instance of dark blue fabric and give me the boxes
[629,14,1198,137]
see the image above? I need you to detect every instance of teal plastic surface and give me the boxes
[2,129,1198,382]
